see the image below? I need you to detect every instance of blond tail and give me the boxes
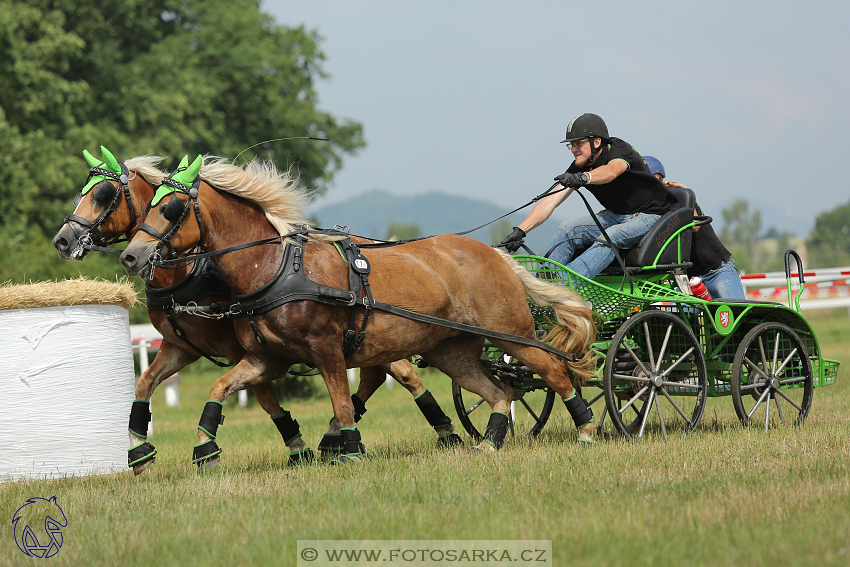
[496,249,599,383]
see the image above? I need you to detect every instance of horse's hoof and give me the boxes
[132,457,156,476]
[578,437,596,446]
[577,422,597,443]
[469,441,498,454]
[319,448,340,463]
[437,433,464,448]
[288,448,315,466]
[334,453,363,465]
[192,439,222,470]
[128,441,157,473]
[196,454,221,471]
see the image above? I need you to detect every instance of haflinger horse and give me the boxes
[119,155,598,462]
[54,147,459,473]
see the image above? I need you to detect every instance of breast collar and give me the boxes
[145,256,232,312]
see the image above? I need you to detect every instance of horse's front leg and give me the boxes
[128,341,199,475]
[315,355,363,464]
[193,357,276,469]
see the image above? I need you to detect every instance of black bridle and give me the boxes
[137,174,204,280]
[63,164,133,259]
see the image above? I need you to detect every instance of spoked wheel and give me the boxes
[452,379,555,442]
[731,322,813,429]
[603,310,708,440]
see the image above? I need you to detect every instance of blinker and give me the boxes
[162,196,185,223]
[93,180,118,206]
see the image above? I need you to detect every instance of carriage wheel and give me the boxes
[451,382,555,442]
[731,322,813,429]
[603,310,708,440]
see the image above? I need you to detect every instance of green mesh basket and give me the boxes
[513,255,692,321]
[817,357,840,386]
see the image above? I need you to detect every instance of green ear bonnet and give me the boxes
[81,146,124,194]
[151,155,203,206]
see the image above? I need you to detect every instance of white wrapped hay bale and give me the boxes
[0,279,138,481]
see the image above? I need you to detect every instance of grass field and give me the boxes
[2,310,849,567]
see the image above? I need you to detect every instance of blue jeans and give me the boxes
[546,210,662,279]
[699,259,745,300]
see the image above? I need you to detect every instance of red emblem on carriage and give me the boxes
[719,310,730,328]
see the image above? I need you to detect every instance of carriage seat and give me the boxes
[602,186,697,272]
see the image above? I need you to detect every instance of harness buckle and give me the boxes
[334,224,349,233]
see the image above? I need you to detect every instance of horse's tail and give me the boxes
[495,249,599,383]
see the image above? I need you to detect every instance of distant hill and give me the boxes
[310,189,564,255]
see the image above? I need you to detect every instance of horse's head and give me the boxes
[121,155,204,279]
[53,146,154,260]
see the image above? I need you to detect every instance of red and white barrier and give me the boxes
[741,266,850,310]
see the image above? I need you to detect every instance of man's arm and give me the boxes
[585,158,628,184]
[517,188,572,233]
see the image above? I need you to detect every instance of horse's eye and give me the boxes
[73,192,82,207]
[162,196,185,223]
[93,180,118,206]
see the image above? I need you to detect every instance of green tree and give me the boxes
[0,0,364,284]
[385,222,423,241]
[806,201,850,268]
[720,199,762,273]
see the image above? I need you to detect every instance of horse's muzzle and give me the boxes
[52,226,78,260]
[120,243,153,278]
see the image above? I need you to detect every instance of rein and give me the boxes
[152,227,582,363]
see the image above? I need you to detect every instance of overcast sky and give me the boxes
[263,1,850,236]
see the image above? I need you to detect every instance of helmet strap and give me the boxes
[587,137,601,168]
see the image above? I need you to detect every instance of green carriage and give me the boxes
[453,188,840,440]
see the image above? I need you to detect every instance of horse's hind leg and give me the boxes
[423,336,513,452]
[493,340,596,443]
[252,383,314,466]
[384,360,463,447]
[327,361,462,450]
[128,342,199,475]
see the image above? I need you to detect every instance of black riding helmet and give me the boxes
[561,113,609,143]
[561,113,609,166]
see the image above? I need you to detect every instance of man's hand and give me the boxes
[554,171,588,188]
[500,227,526,253]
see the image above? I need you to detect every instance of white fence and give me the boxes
[741,267,850,311]
[130,325,248,412]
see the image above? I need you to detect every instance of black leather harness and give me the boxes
[221,232,579,363]
[145,256,234,367]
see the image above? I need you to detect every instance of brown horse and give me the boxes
[54,148,457,473]
[120,156,598,460]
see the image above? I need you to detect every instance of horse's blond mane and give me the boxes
[124,155,168,186]
[198,156,315,237]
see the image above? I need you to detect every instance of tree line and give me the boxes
[0,0,364,295]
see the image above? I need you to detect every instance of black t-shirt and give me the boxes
[567,137,678,215]
[688,202,732,277]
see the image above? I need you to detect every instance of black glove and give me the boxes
[554,171,588,188]
[500,227,526,253]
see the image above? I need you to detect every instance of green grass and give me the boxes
[2,311,849,567]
